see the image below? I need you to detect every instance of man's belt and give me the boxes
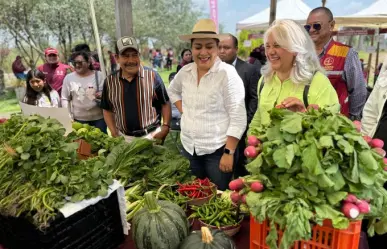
[125,124,158,137]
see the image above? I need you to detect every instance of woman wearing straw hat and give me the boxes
[168,19,247,190]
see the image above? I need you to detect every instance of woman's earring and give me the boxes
[293,61,296,67]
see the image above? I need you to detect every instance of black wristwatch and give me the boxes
[224,148,235,155]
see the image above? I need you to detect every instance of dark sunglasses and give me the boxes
[304,23,322,32]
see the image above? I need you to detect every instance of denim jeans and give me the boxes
[182,145,239,190]
[74,118,107,134]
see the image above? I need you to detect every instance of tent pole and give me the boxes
[375,28,381,84]
[269,0,277,25]
[367,33,374,86]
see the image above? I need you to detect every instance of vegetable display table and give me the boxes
[0,191,125,249]
[120,218,250,249]
[120,217,371,249]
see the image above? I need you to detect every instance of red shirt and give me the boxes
[12,59,26,74]
[37,63,72,96]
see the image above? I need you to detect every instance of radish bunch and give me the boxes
[244,135,262,159]
[228,178,264,204]
[353,121,385,156]
[341,193,371,219]
[362,136,387,164]
[0,118,7,124]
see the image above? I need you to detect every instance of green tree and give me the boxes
[132,0,200,49]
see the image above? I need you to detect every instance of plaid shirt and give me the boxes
[319,39,367,119]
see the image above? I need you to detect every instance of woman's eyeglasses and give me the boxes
[73,61,87,66]
[304,23,322,32]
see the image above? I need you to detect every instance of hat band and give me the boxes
[192,31,217,34]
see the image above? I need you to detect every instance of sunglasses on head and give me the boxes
[304,23,322,32]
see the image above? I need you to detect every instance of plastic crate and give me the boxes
[250,215,361,249]
[0,191,124,249]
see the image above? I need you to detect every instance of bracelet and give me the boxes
[162,124,170,129]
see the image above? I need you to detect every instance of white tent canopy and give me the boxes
[236,0,312,30]
[335,0,387,28]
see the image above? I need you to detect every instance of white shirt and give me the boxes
[232,57,237,67]
[168,57,247,156]
[362,69,387,137]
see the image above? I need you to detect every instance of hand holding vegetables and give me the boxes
[281,97,306,112]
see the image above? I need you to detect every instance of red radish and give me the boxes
[307,104,319,110]
[230,192,241,204]
[341,202,360,219]
[384,166,387,171]
[241,195,247,204]
[383,158,387,165]
[353,120,361,132]
[228,178,244,191]
[370,139,384,149]
[356,200,371,214]
[363,136,372,145]
[247,136,260,147]
[250,181,264,193]
[244,146,259,158]
[344,194,358,203]
[373,148,386,157]
[0,118,6,124]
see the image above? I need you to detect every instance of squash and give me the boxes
[179,226,236,249]
[132,191,189,249]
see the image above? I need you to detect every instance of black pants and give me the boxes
[234,133,249,178]
[181,146,239,191]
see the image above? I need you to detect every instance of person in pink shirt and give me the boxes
[37,48,72,96]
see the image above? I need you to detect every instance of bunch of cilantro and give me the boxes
[246,105,387,249]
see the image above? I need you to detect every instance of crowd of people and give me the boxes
[6,5,387,246]
[8,5,385,196]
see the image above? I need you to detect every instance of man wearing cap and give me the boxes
[168,19,247,190]
[306,7,367,120]
[100,36,171,142]
[37,48,72,96]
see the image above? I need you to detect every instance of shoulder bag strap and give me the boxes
[303,85,310,108]
[95,71,99,92]
[259,78,265,96]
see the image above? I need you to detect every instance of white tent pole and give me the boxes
[88,0,106,79]
[269,0,277,25]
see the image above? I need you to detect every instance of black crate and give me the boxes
[0,191,125,249]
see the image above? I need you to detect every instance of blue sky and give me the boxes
[193,0,375,34]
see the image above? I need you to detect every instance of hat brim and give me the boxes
[118,47,139,54]
[178,33,229,42]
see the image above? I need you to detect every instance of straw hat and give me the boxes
[179,19,229,42]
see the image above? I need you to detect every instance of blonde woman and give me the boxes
[248,19,339,132]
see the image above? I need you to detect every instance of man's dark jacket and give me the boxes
[235,58,260,125]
